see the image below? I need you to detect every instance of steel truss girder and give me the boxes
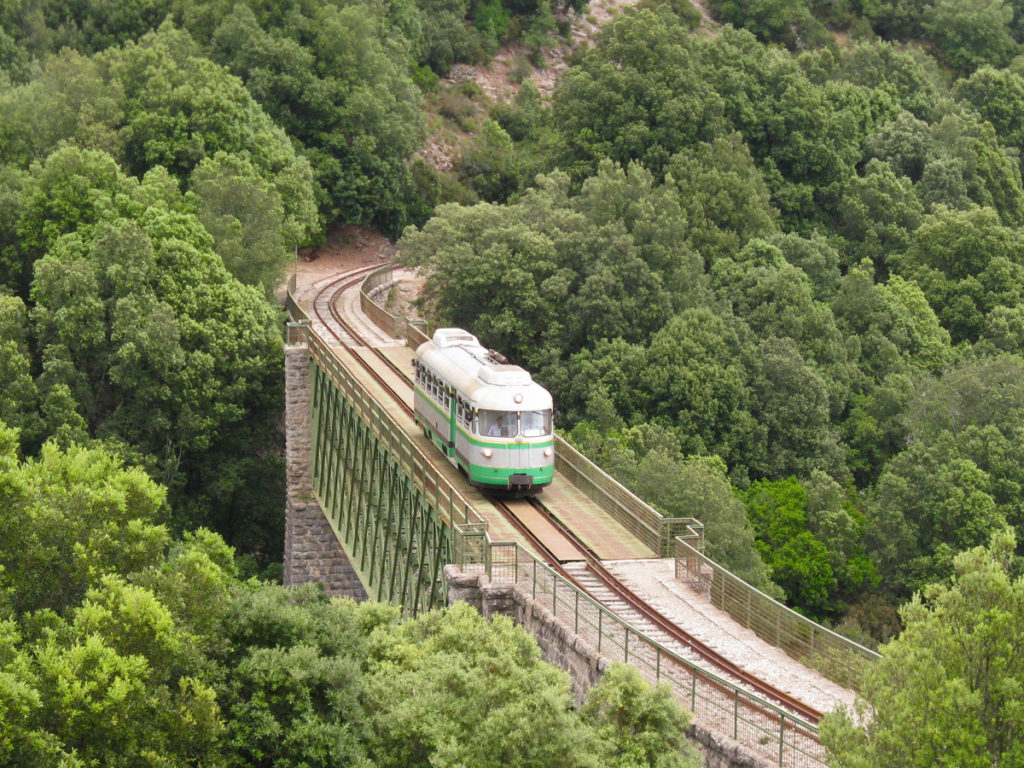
[309,362,451,614]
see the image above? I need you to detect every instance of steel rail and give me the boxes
[528,496,824,725]
[311,264,415,418]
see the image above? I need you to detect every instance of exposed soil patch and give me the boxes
[288,225,396,290]
[385,274,428,323]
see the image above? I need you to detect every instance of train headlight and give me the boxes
[543,447,553,457]
[482,448,493,459]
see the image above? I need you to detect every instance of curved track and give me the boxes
[311,264,415,418]
[522,495,823,725]
[308,266,824,734]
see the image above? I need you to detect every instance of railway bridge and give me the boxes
[282,263,878,768]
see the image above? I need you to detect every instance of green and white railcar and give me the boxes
[413,328,554,494]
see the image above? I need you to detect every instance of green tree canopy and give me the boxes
[822,529,1024,767]
[895,204,1024,343]
[0,433,168,615]
[870,431,1005,598]
[362,601,602,768]
[955,67,1024,157]
[551,9,725,181]
[742,477,838,617]
[921,0,1017,75]
[205,1,423,233]
[12,146,286,556]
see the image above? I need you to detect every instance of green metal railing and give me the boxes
[554,435,704,557]
[454,531,827,768]
[674,539,880,691]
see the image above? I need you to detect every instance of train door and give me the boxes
[506,412,523,469]
[446,386,456,458]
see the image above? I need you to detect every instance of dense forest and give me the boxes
[3,0,1024,763]
[401,3,1024,634]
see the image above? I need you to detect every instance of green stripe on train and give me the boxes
[466,464,555,485]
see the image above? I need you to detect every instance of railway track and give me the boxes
[311,263,415,417]
[489,494,823,727]
[305,265,825,752]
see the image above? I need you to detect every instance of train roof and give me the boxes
[416,328,552,410]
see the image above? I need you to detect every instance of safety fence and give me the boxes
[674,539,879,691]
[454,529,828,768]
[554,435,704,557]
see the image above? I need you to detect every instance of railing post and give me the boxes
[733,690,739,741]
[779,714,786,767]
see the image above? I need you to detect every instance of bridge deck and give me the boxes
[540,482,656,560]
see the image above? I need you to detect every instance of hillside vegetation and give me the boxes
[4,0,1024,764]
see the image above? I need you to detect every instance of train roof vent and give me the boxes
[432,328,480,349]
[477,364,532,386]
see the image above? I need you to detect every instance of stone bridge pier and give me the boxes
[283,342,366,599]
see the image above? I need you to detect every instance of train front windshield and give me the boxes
[520,410,551,436]
[480,410,552,437]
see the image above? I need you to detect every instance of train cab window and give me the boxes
[520,410,552,437]
[481,410,515,437]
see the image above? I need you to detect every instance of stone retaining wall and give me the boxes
[445,565,773,768]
